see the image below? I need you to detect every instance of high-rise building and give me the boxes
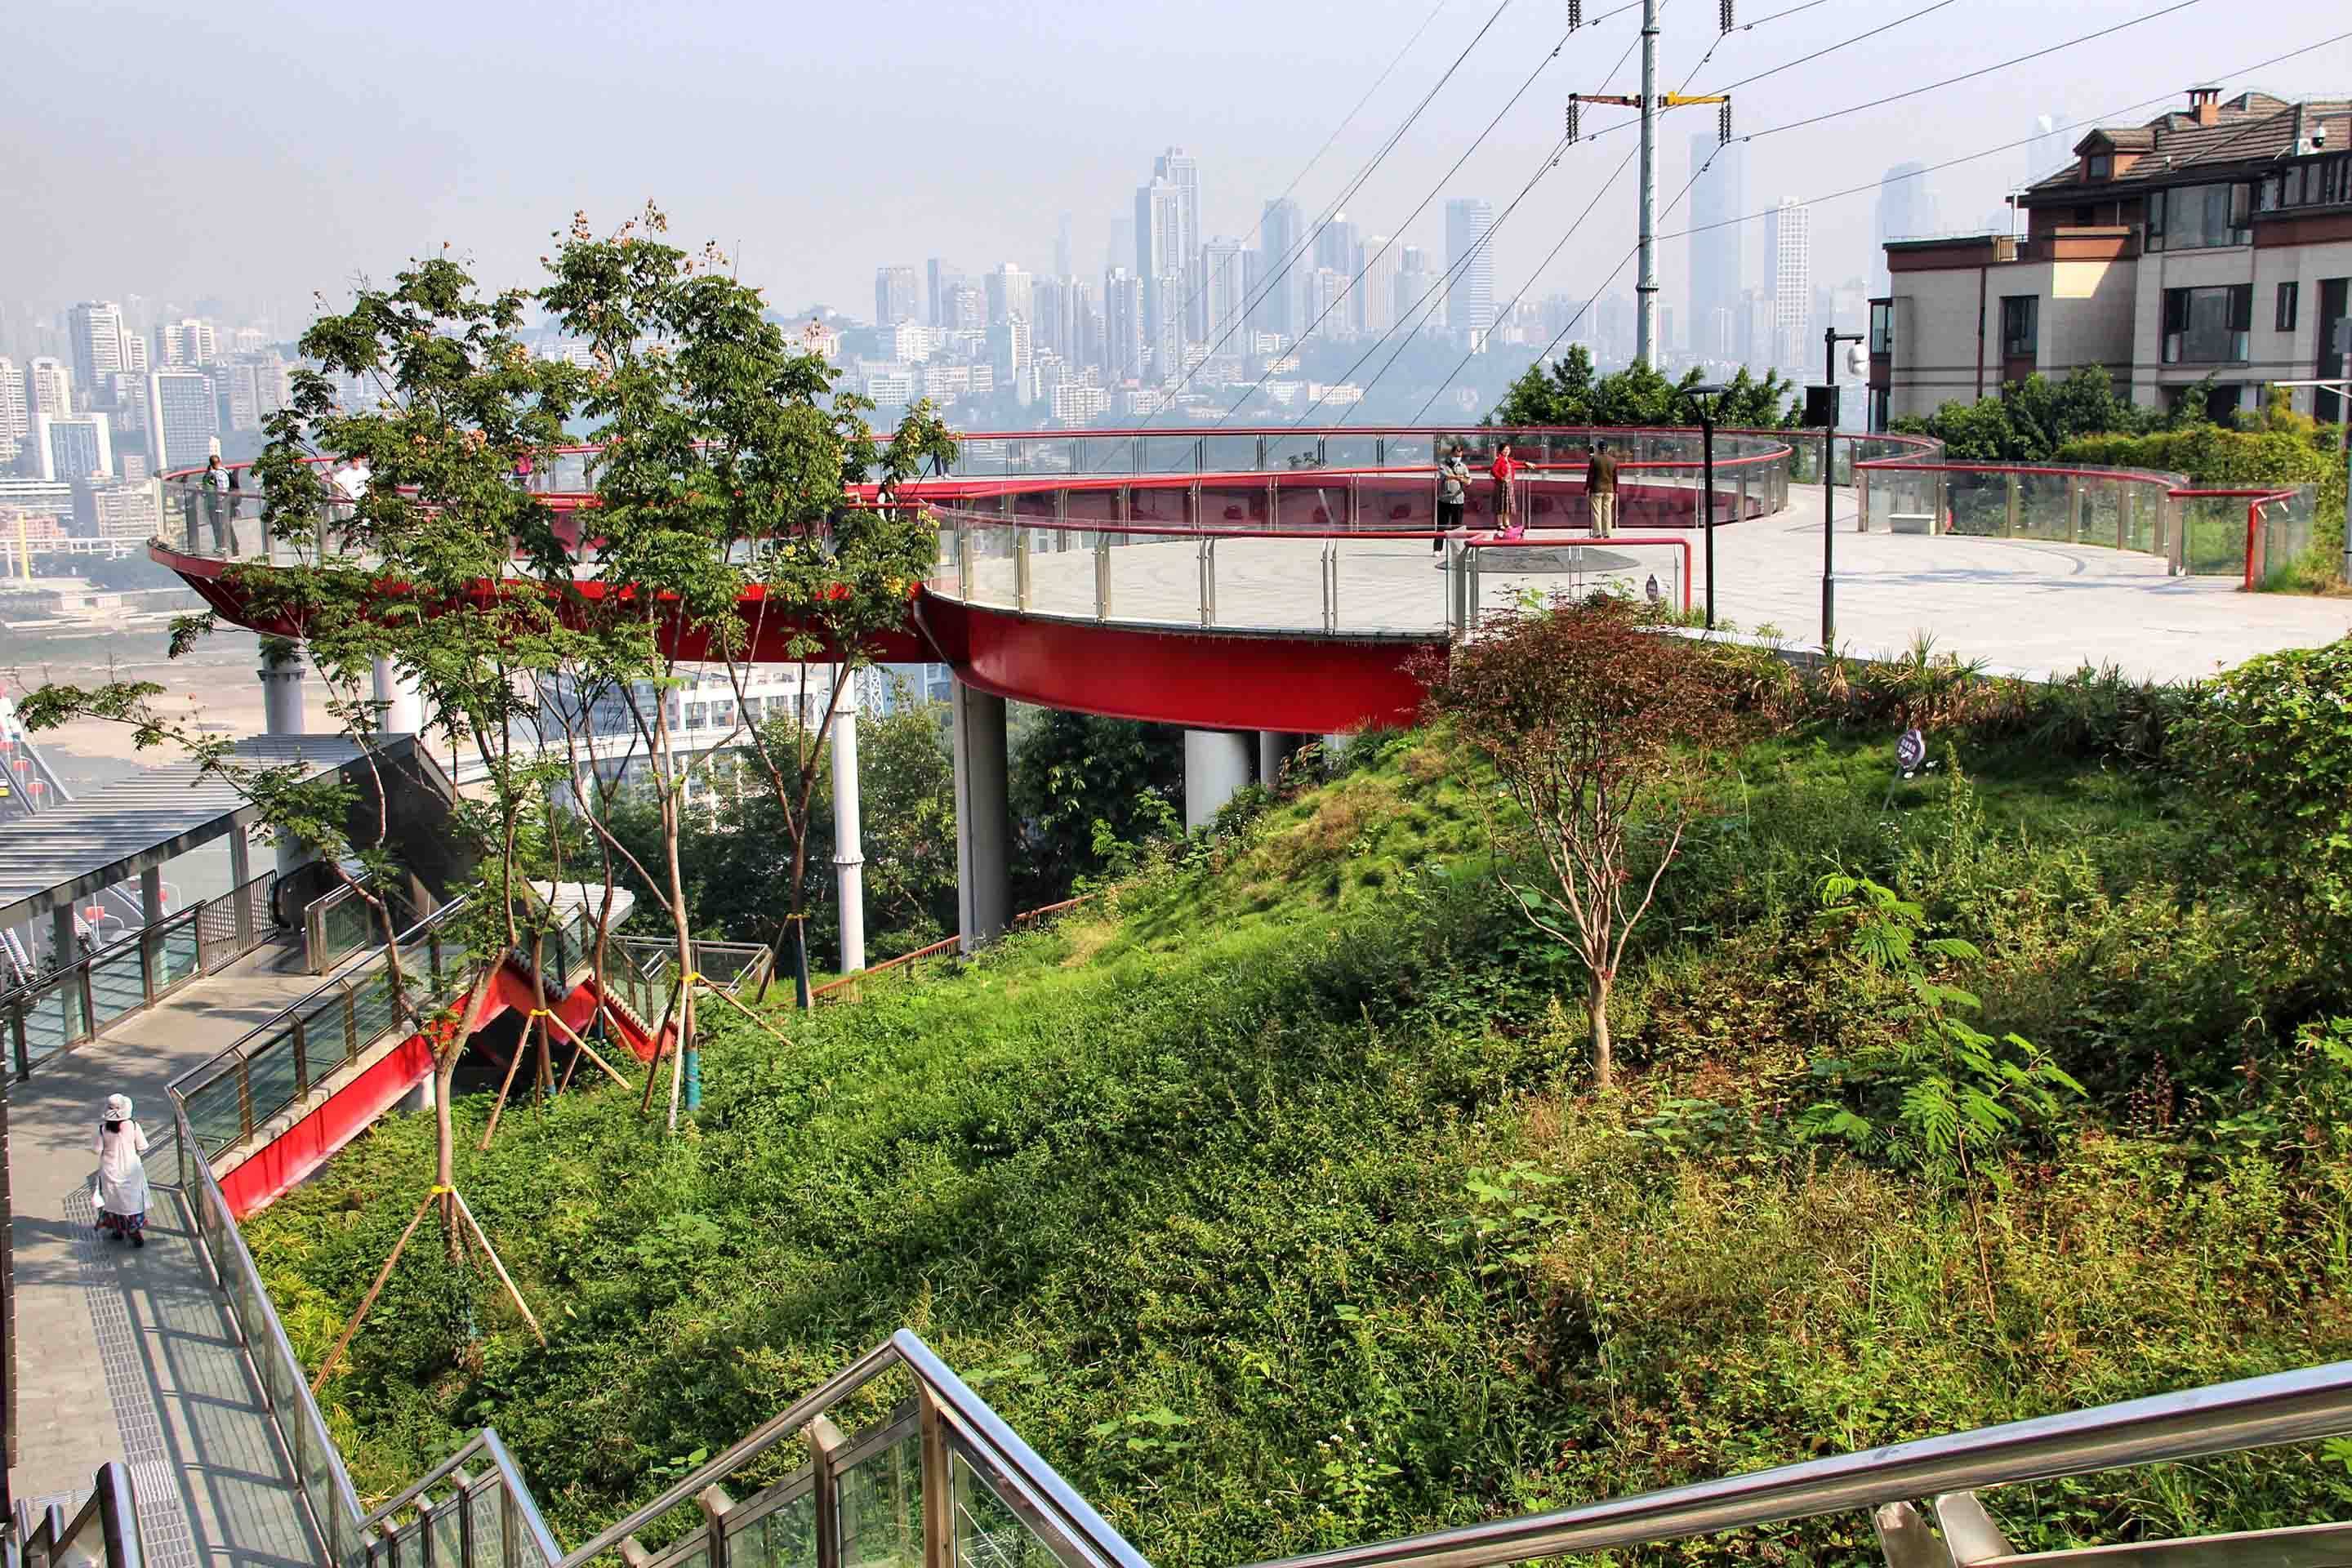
[1134,179,1186,359]
[1397,245,1440,332]
[0,358,26,466]
[988,316,1032,380]
[1315,212,1358,274]
[925,259,956,327]
[1873,163,1938,293]
[35,412,113,481]
[1031,277,1067,358]
[1102,268,1145,381]
[1357,237,1397,337]
[83,480,161,543]
[1069,278,1102,372]
[875,266,919,326]
[1149,271,1184,381]
[121,333,149,375]
[1256,198,1305,341]
[158,318,216,368]
[1763,198,1812,371]
[1200,238,1250,355]
[26,357,72,421]
[1445,198,1496,345]
[69,302,127,404]
[1687,134,1747,364]
[1153,148,1203,333]
[146,369,219,470]
[984,264,1031,330]
[1055,215,1074,283]
[946,285,986,334]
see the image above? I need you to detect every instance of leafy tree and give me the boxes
[541,205,957,1017]
[2172,637,2352,956]
[1008,708,1183,906]
[1415,597,1740,1087]
[1490,344,1795,429]
[1892,367,2158,461]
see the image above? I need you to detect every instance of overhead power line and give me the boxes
[1457,25,2350,421]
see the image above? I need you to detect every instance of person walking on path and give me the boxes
[93,1094,150,1248]
[1490,443,1521,532]
[1586,440,1619,537]
[1436,444,1471,551]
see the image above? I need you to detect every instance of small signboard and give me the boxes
[1804,385,1839,428]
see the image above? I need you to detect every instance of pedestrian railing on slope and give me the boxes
[2,870,276,1081]
[10,1462,144,1568]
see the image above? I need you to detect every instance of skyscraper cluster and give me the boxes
[856,147,1504,426]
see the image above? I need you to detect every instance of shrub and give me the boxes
[2170,637,2352,955]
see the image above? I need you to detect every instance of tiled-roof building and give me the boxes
[1868,87,2352,427]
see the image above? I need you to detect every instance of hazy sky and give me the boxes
[6,0,2349,334]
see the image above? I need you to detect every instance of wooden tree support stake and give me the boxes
[691,975,795,1051]
[541,1005,631,1090]
[479,1015,537,1151]
[449,1185,546,1346]
[310,1189,437,1392]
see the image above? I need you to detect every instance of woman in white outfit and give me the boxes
[94,1094,150,1248]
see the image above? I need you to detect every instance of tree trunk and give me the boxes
[434,1045,461,1265]
[1590,969,1615,1090]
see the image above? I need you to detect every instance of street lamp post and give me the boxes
[1816,327,1865,653]
[1683,384,1727,629]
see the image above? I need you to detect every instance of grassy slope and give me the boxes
[248,732,2352,1561]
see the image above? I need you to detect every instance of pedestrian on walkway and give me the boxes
[1436,444,1470,551]
[1490,443,1520,532]
[93,1094,149,1248]
[199,454,232,553]
[1586,439,1619,537]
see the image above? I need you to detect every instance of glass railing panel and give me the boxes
[158,919,202,991]
[18,978,87,1067]
[1197,434,1263,474]
[1138,436,1199,476]
[2177,495,2252,576]
[840,1425,924,1568]
[243,1027,303,1126]
[1322,435,1379,470]
[466,1483,503,1568]
[87,943,147,1027]
[183,1071,247,1152]
[348,968,404,1049]
[432,1494,465,1566]
[300,991,352,1079]
[951,1452,1070,1568]
[730,1487,819,1568]
[1125,488,1192,528]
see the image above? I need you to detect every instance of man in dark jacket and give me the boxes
[1585,441,1619,537]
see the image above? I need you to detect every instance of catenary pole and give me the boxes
[1635,0,1660,366]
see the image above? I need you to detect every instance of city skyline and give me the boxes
[8,0,2342,341]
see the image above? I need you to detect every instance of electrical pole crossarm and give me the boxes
[1659,92,1729,106]
[1567,93,1644,107]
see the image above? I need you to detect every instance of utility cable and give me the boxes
[1698,0,1959,95]
[1215,9,1645,427]
[1131,0,1520,428]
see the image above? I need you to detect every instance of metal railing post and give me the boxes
[2006,473,2021,537]
[1013,528,1031,612]
[291,1017,310,1098]
[2066,474,2082,543]
[920,1388,954,1568]
[1093,533,1111,622]
[808,1417,845,1568]
[697,1486,736,1568]
[1198,538,1216,627]
[954,521,972,599]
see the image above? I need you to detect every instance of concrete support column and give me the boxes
[1184,728,1256,832]
[260,644,307,736]
[951,681,1010,954]
[371,655,424,737]
[831,698,866,976]
[51,902,78,964]
[139,865,163,924]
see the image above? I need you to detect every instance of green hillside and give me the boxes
[247,700,2352,1562]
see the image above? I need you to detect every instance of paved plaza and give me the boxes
[7,942,322,1565]
[960,484,2351,684]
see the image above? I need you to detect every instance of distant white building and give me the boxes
[35,412,113,481]
[145,371,218,470]
[1051,382,1111,426]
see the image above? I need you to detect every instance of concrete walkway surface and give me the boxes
[7,939,325,1567]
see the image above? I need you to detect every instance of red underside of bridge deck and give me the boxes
[154,544,1437,733]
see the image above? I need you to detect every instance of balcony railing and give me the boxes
[3,871,275,1080]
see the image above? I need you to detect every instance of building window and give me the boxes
[2277,281,2300,333]
[2085,154,2112,181]
[2000,295,2038,358]
[2163,284,2252,364]
[2321,278,2350,424]
[2147,181,2252,251]
[1869,300,1894,356]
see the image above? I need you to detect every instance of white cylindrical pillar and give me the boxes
[1184,728,1256,831]
[831,695,866,976]
[951,681,1011,952]
[259,644,307,735]
[1258,731,1312,790]
[372,655,424,736]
